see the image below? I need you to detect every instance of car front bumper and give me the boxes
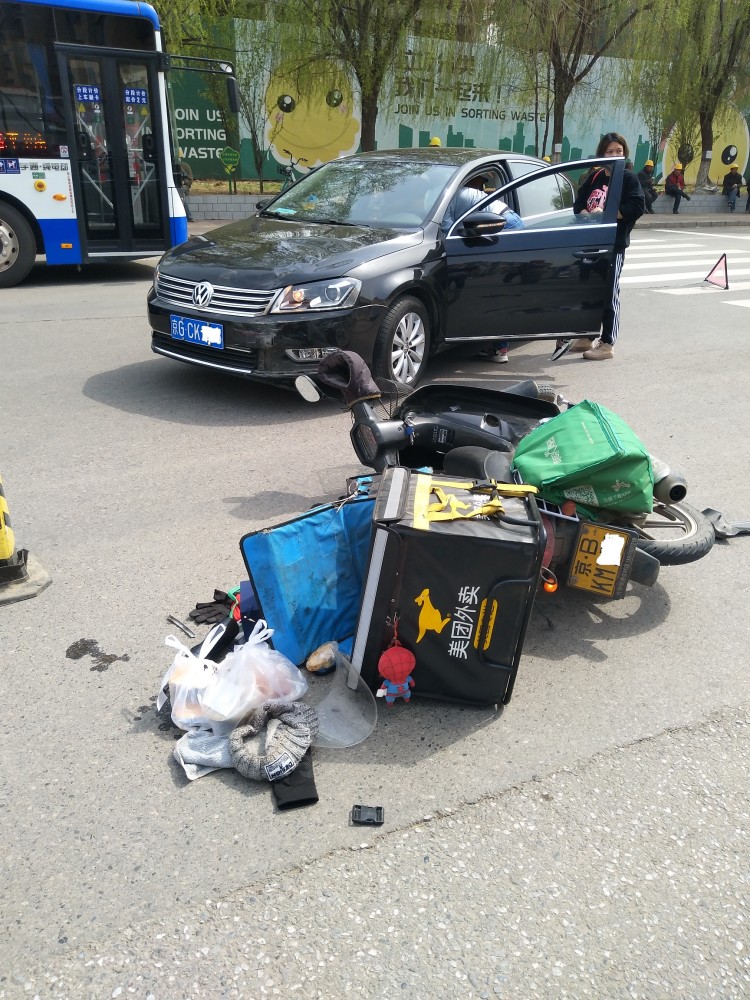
[147,292,387,382]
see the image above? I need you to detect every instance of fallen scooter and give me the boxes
[297,350,716,606]
[232,349,723,709]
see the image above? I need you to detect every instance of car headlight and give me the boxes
[271,277,361,313]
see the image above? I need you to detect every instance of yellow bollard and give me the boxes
[0,475,51,605]
[0,477,17,563]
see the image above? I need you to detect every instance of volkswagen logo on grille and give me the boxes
[192,281,214,308]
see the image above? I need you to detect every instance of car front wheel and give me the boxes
[372,295,430,387]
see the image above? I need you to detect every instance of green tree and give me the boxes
[233,16,286,191]
[511,0,653,152]
[274,0,483,152]
[635,64,670,165]
[677,0,750,186]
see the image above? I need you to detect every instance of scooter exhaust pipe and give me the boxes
[651,456,688,505]
[654,473,688,504]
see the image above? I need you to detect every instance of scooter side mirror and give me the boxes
[295,375,322,403]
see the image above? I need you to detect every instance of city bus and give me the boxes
[0,0,234,287]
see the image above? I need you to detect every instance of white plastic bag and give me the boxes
[201,619,308,736]
[156,622,228,730]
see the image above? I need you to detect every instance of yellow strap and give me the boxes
[427,486,506,522]
[413,475,538,530]
[472,480,539,498]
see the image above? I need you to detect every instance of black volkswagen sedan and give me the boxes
[148,148,624,386]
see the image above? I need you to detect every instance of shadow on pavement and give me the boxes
[22,259,156,288]
[526,580,672,663]
[82,356,342,427]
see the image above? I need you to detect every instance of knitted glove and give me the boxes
[229,701,319,782]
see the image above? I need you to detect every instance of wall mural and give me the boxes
[171,27,750,184]
[263,67,360,170]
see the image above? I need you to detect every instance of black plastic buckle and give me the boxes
[351,804,384,825]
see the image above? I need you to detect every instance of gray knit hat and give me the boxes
[228,701,319,782]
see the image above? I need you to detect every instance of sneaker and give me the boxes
[490,348,509,364]
[569,338,596,353]
[683,194,691,201]
[583,341,614,361]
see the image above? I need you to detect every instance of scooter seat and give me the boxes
[442,446,512,483]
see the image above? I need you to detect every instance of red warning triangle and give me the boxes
[704,253,728,289]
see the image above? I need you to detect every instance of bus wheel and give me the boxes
[0,203,36,288]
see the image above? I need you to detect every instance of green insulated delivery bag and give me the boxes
[511,401,654,515]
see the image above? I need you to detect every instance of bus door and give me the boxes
[57,46,169,257]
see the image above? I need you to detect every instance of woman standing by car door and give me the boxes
[572,132,645,361]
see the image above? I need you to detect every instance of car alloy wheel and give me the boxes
[374,295,431,387]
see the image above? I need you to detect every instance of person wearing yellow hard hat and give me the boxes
[664,162,690,213]
[722,163,745,212]
[637,158,659,214]
[429,136,441,147]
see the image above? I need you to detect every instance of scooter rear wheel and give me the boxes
[632,501,715,565]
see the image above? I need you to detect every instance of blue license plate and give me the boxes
[170,313,224,350]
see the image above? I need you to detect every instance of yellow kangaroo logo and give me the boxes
[415,589,451,643]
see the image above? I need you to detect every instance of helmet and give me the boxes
[429,137,441,147]
[645,159,654,167]
[674,163,683,170]
[730,164,739,170]
[542,155,551,162]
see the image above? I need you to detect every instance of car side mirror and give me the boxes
[459,212,507,236]
[256,198,271,210]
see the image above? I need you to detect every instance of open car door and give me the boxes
[443,158,624,342]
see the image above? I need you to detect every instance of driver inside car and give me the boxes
[442,174,524,232]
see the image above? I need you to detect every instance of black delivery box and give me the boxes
[351,468,546,707]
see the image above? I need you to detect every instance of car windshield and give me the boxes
[263,158,458,228]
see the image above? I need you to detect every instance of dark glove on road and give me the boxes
[188,589,235,624]
[270,750,319,811]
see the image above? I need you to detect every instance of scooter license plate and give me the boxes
[568,522,638,599]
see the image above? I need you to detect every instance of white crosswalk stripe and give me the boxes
[661,281,750,295]
[623,229,750,309]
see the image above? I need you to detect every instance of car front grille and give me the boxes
[155,271,278,317]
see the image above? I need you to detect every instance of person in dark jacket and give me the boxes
[571,131,645,361]
[637,159,659,213]
[664,164,690,213]
[722,165,745,212]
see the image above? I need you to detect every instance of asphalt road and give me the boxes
[2,232,750,998]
